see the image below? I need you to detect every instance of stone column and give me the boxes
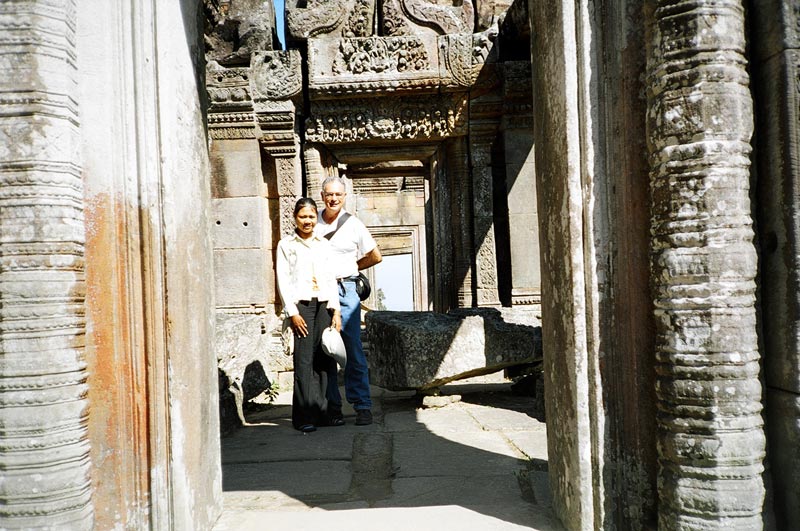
[469,136,501,306]
[449,136,474,308]
[646,2,765,528]
[0,0,93,528]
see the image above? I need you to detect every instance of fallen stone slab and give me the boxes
[365,309,542,390]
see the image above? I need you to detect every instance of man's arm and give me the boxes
[357,247,382,270]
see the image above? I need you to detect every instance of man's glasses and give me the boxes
[323,192,345,198]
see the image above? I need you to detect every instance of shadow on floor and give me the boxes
[217,382,561,530]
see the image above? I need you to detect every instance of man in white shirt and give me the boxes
[315,176,382,425]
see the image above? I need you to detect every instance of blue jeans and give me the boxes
[327,279,372,411]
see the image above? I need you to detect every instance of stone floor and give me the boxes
[213,378,561,531]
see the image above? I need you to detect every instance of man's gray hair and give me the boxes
[321,175,346,191]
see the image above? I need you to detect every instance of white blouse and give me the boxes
[276,232,340,318]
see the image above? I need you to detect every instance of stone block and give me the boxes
[366,309,541,390]
[211,197,270,249]
[210,139,266,198]
[766,388,800,528]
[214,249,273,307]
[216,310,291,428]
[506,162,537,207]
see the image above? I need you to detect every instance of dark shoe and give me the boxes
[298,424,317,433]
[328,416,345,427]
[328,406,344,426]
[355,409,373,426]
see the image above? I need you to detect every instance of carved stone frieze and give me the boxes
[646,1,765,528]
[333,36,430,75]
[0,1,93,528]
[401,0,475,35]
[305,93,468,144]
[249,50,302,101]
[286,0,350,40]
[308,33,442,95]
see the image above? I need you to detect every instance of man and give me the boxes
[315,176,382,426]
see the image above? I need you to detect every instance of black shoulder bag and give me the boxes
[324,212,371,301]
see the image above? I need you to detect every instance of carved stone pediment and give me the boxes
[401,0,475,35]
[249,50,302,101]
[305,93,468,144]
[382,0,475,36]
[286,0,376,40]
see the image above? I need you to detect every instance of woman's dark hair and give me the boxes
[293,197,318,216]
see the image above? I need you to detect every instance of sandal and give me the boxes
[298,424,317,433]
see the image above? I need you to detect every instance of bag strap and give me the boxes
[323,211,351,241]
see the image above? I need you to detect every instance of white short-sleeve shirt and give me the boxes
[314,209,377,279]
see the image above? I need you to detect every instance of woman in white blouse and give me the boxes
[276,198,343,433]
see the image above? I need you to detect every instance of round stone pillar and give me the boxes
[646,1,765,528]
[0,0,93,528]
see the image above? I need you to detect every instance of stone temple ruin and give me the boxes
[206,0,543,423]
[1,0,800,530]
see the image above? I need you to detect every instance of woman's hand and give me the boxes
[331,311,342,332]
[290,314,308,337]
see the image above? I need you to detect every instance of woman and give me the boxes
[276,198,343,433]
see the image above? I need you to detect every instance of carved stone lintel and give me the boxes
[647,1,765,528]
[306,93,468,144]
[0,1,93,529]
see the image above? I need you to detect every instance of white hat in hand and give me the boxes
[321,326,347,368]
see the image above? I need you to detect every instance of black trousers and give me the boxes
[292,299,337,429]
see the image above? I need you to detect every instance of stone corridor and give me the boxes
[213,379,560,531]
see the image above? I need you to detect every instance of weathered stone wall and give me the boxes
[750,1,800,527]
[646,1,765,528]
[500,61,540,308]
[79,0,222,529]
